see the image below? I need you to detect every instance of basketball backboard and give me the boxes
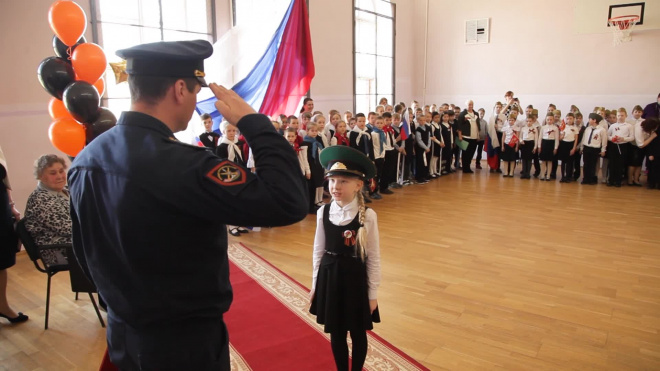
[574,0,660,34]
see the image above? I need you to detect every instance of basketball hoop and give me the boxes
[608,15,640,46]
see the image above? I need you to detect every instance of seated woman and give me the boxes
[24,155,70,267]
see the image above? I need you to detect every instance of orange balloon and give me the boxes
[93,77,105,97]
[48,97,72,120]
[48,1,87,47]
[48,117,86,157]
[72,43,107,84]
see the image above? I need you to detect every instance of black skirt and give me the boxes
[558,140,575,162]
[432,141,442,157]
[310,253,380,333]
[501,143,518,161]
[0,181,18,270]
[539,139,556,161]
[628,145,644,167]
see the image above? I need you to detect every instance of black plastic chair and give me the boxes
[15,218,104,329]
[65,245,105,328]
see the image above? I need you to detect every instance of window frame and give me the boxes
[353,0,396,114]
[90,0,217,110]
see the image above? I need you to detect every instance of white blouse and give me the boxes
[608,122,634,143]
[502,124,517,145]
[562,125,579,142]
[520,125,537,143]
[312,198,381,299]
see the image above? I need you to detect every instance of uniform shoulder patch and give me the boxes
[206,160,248,186]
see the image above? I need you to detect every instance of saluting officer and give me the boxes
[68,40,308,370]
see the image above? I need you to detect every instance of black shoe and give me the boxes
[463,169,474,174]
[495,169,502,173]
[632,182,642,187]
[0,312,29,324]
[615,183,622,188]
[476,164,483,169]
[237,227,250,233]
[390,183,403,189]
[533,173,539,178]
[380,188,394,195]
[229,228,241,237]
[370,193,382,200]
[364,197,373,203]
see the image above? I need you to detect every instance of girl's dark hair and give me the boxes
[300,98,313,113]
[431,112,440,119]
[641,118,659,134]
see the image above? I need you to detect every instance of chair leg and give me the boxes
[75,292,79,300]
[88,293,106,328]
[45,274,52,330]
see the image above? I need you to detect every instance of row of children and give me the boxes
[197,96,660,213]
[485,99,660,188]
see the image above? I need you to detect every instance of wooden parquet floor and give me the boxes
[2,164,660,370]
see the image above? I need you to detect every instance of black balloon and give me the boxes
[37,57,75,99]
[63,81,101,124]
[52,35,86,60]
[85,107,117,144]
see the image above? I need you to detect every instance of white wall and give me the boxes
[307,0,355,114]
[418,0,660,115]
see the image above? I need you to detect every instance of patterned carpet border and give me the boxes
[228,243,429,371]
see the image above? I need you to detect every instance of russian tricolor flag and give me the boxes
[400,111,410,141]
[196,0,315,131]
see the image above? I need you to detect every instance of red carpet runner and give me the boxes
[226,243,429,371]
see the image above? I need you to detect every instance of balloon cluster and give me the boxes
[38,0,117,157]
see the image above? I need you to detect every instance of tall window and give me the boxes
[354,0,395,114]
[93,0,215,114]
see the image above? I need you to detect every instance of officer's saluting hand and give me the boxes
[68,39,307,371]
[210,83,256,124]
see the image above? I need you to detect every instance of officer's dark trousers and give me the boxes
[462,138,477,171]
[107,311,230,371]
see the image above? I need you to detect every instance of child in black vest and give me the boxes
[199,113,219,150]
[310,146,381,371]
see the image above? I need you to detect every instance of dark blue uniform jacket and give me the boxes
[68,111,307,330]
